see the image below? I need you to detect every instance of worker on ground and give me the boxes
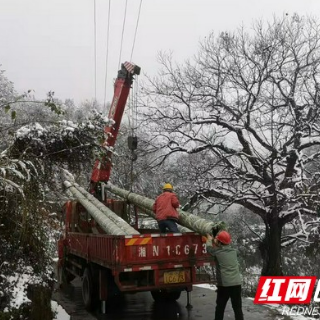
[153,183,180,233]
[206,230,244,320]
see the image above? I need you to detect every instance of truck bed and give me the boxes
[66,231,213,270]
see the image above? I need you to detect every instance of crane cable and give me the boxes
[93,0,97,101]
[128,72,140,192]
[118,0,128,70]
[130,0,143,62]
[128,0,143,191]
[128,78,137,134]
[133,76,139,133]
[129,0,143,132]
[103,0,112,108]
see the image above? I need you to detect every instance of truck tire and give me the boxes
[151,290,181,302]
[82,268,97,310]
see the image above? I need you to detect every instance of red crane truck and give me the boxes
[57,62,215,311]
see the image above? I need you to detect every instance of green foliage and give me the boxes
[0,70,64,316]
[0,285,55,320]
[44,91,64,116]
[0,304,30,320]
[3,102,17,120]
[0,170,58,316]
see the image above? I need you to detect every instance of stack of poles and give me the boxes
[64,181,219,236]
[64,181,140,236]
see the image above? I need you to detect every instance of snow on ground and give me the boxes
[3,266,69,319]
[4,278,315,319]
[5,273,31,309]
[247,298,318,320]
[195,283,217,291]
[251,301,316,320]
[4,267,43,310]
[253,302,316,320]
[196,285,316,320]
[51,300,70,320]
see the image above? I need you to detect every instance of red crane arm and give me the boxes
[91,62,140,186]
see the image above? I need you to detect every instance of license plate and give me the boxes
[164,271,185,284]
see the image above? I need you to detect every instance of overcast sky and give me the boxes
[1,0,320,105]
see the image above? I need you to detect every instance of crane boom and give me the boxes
[90,62,140,194]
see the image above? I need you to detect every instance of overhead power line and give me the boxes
[103,0,112,108]
[130,0,143,62]
[93,0,97,101]
[118,0,128,70]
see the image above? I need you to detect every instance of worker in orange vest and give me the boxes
[153,183,180,233]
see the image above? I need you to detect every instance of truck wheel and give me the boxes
[82,268,97,310]
[151,290,181,302]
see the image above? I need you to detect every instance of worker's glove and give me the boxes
[204,234,214,247]
[206,234,213,242]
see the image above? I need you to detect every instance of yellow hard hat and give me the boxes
[163,183,173,190]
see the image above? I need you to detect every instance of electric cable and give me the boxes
[130,0,143,62]
[93,0,97,101]
[118,0,128,69]
[103,0,112,108]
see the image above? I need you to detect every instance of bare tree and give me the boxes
[140,15,320,275]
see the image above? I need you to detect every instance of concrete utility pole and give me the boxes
[105,183,227,235]
[64,181,139,235]
[64,181,226,236]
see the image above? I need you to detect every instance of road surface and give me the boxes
[52,280,292,320]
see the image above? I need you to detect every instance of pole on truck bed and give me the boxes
[105,183,226,235]
[136,205,193,233]
[69,182,140,235]
[64,181,139,236]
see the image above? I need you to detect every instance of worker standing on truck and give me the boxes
[153,183,180,233]
[205,231,244,320]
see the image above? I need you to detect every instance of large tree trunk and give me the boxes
[259,217,283,276]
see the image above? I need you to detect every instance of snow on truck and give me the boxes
[57,62,217,312]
